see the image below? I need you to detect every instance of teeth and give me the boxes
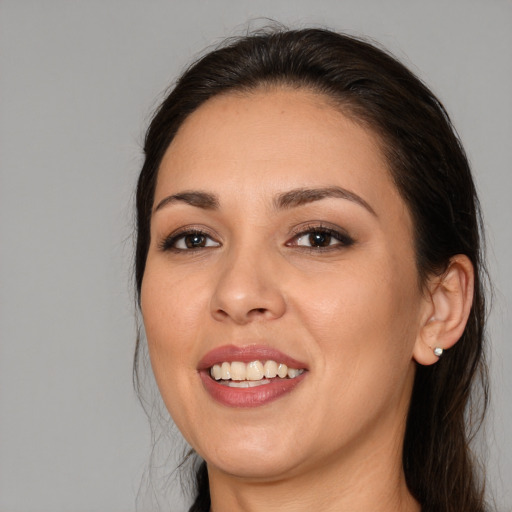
[246,361,264,380]
[221,379,272,388]
[263,360,278,378]
[277,363,288,378]
[230,361,246,380]
[287,368,301,378]
[211,364,222,380]
[221,362,231,380]
[209,360,304,382]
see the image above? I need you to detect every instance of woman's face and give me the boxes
[141,88,429,480]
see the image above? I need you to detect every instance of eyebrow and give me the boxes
[153,191,219,213]
[274,186,376,216]
[153,186,376,216]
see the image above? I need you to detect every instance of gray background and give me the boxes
[1,1,510,511]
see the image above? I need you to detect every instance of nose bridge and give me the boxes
[210,237,286,324]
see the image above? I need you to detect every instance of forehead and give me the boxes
[156,87,406,221]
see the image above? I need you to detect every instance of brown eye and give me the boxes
[296,230,337,248]
[160,230,221,251]
[184,234,207,248]
[289,226,355,251]
[308,232,332,247]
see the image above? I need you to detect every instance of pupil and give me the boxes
[185,234,206,248]
[309,232,331,247]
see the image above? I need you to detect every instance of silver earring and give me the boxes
[433,347,444,357]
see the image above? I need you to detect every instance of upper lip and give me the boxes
[197,344,308,371]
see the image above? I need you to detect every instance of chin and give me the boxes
[197,429,308,481]
[207,452,303,481]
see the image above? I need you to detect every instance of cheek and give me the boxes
[140,264,217,442]
[140,263,209,397]
[290,254,421,385]
[142,264,204,343]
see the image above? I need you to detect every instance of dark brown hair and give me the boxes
[134,28,489,512]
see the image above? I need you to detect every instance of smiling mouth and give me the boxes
[210,360,305,388]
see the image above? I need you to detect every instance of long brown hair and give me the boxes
[134,28,489,512]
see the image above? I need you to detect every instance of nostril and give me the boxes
[210,283,286,323]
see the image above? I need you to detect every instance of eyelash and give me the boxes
[287,223,355,252]
[159,224,355,253]
[158,227,219,252]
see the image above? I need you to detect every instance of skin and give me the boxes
[141,87,433,511]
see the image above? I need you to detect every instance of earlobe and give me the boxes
[413,255,474,366]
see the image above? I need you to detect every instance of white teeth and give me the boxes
[221,362,231,380]
[211,364,222,380]
[209,360,304,382]
[246,361,264,380]
[221,379,272,388]
[230,361,247,381]
[277,363,288,378]
[263,360,278,378]
[287,368,301,378]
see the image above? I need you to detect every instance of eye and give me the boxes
[160,230,221,252]
[287,225,354,250]
[297,231,337,248]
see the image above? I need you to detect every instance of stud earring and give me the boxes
[433,347,444,357]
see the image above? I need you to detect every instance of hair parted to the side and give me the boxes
[134,27,489,512]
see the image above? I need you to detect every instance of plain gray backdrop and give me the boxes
[1,1,511,511]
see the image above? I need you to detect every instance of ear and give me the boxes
[413,255,474,365]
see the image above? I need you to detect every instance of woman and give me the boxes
[134,28,489,512]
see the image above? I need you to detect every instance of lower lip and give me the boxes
[199,371,306,408]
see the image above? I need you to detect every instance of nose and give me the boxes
[210,246,287,325]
